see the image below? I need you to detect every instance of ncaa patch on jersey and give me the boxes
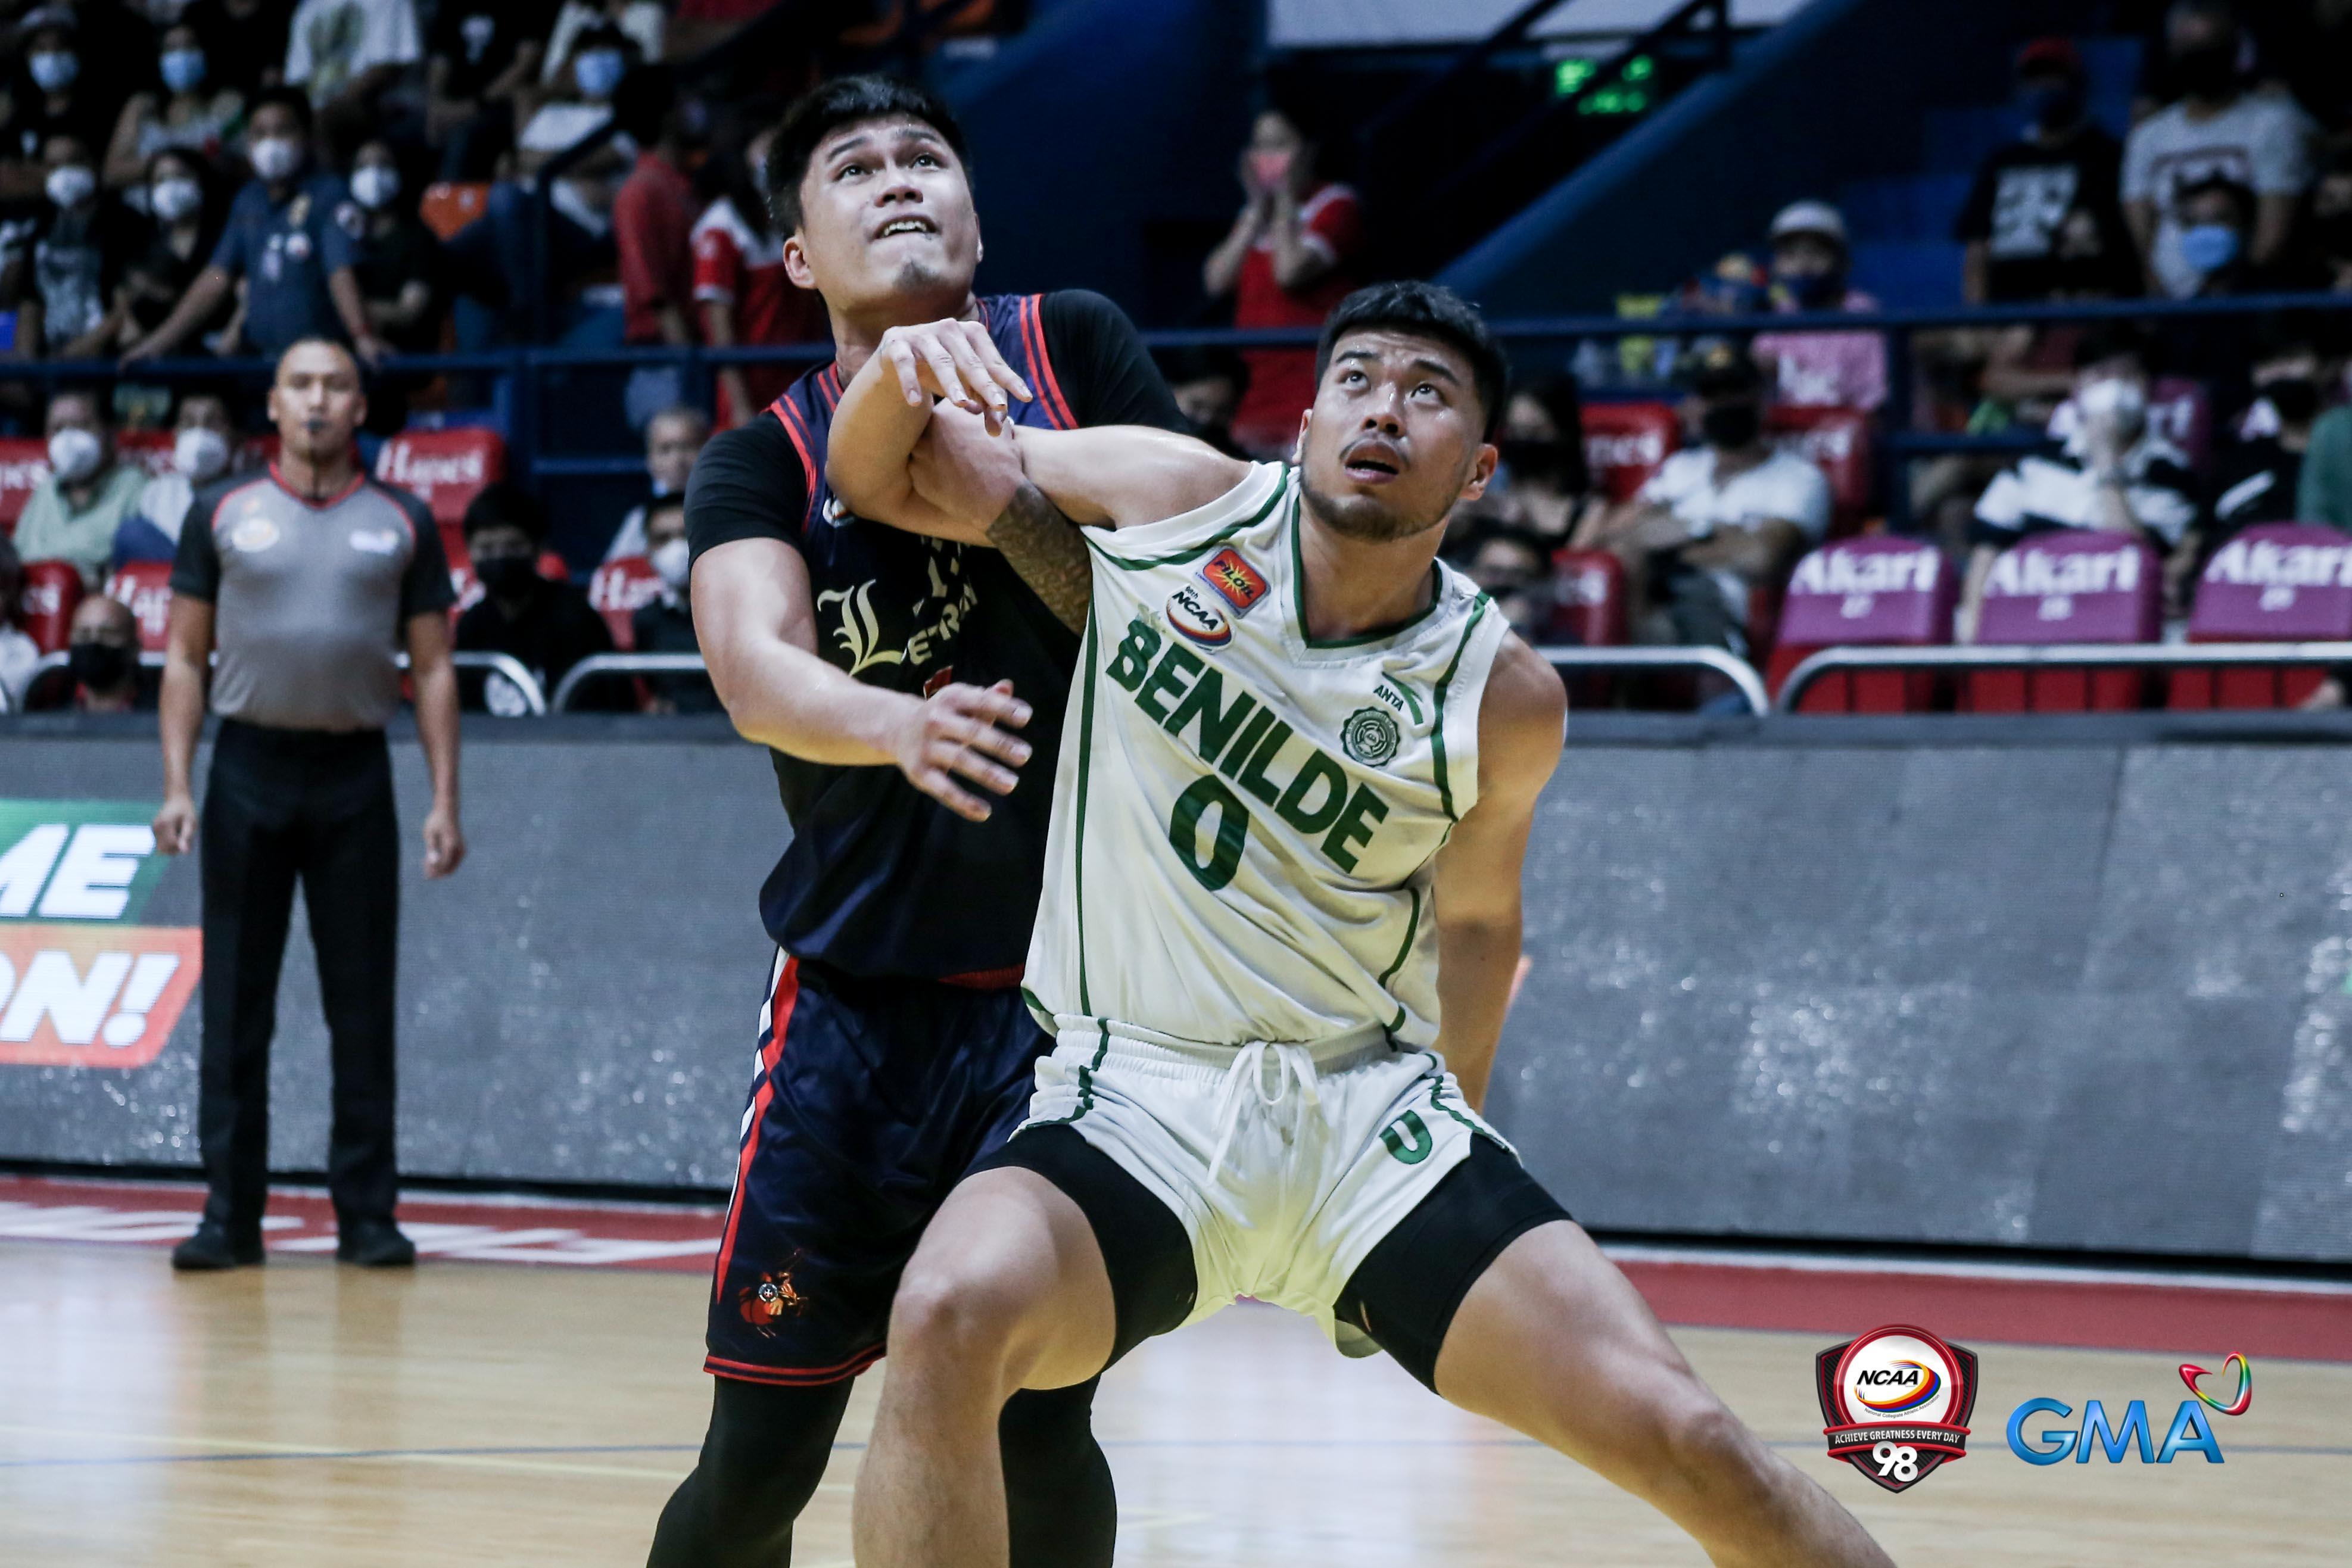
[1200,548,1268,615]
[1341,706,1401,766]
[1164,581,1232,648]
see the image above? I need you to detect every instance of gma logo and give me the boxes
[2006,1398,2225,1465]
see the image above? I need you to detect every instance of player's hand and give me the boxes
[876,319,1033,426]
[422,803,465,879]
[889,679,1033,823]
[908,404,1024,536]
[152,793,197,856]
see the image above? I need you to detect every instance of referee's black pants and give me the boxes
[198,719,402,1239]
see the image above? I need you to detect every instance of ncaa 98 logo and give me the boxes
[1816,1325,1979,1492]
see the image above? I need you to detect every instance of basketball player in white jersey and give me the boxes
[823,281,1891,1568]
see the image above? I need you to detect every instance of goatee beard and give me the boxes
[1298,474,1446,543]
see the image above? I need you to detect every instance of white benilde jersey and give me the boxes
[1024,460,1508,1051]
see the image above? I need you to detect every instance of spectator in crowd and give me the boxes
[118,146,230,351]
[1202,107,1362,455]
[425,0,557,180]
[63,593,148,712]
[0,15,124,202]
[1574,347,1830,656]
[124,88,384,364]
[1460,524,1556,643]
[1486,375,1598,546]
[1,132,138,359]
[1957,38,2139,304]
[2166,327,2328,603]
[347,136,443,421]
[181,0,297,105]
[0,536,38,710]
[2305,144,2352,292]
[115,391,237,567]
[453,481,617,711]
[694,119,821,427]
[1751,200,1886,410]
[628,495,718,713]
[14,388,148,590]
[102,20,247,188]
[666,0,764,58]
[1966,328,2199,633]
[615,85,705,367]
[542,0,665,89]
[2295,353,2352,529]
[2123,0,2314,300]
[515,20,633,172]
[1158,345,1251,457]
[602,403,707,559]
[2172,171,2294,294]
[284,0,420,152]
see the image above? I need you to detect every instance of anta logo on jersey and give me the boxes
[1200,549,1268,615]
[1165,582,1233,648]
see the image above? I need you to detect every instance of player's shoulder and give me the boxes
[363,475,437,532]
[192,472,269,526]
[1474,629,1566,802]
[699,412,807,478]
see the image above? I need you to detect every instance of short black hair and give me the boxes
[463,481,548,543]
[765,74,970,236]
[2176,170,2257,229]
[1313,281,1509,438]
[248,85,313,134]
[2074,320,2156,374]
[1683,340,1765,400]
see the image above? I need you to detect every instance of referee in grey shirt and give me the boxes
[153,339,467,1271]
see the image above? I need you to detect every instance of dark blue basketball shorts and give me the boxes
[703,952,1050,1385]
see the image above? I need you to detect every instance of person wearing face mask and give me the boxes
[345,138,443,432]
[123,88,387,364]
[0,20,120,205]
[2123,0,2315,300]
[1575,347,1830,658]
[540,0,664,96]
[114,393,239,568]
[452,482,621,713]
[102,21,245,190]
[63,592,149,712]
[1484,375,1596,546]
[1957,38,2139,306]
[2163,327,2328,606]
[0,132,137,359]
[119,148,228,348]
[0,536,40,712]
[1750,200,1885,410]
[628,497,720,714]
[602,403,709,560]
[1966,328,2200,635]
[11,389,149,590]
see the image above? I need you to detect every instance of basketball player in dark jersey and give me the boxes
[645,77,1185,1566]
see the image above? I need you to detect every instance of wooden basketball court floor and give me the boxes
[2,1201,2348,1566]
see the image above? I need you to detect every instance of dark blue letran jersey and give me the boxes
[684,291,1185,980]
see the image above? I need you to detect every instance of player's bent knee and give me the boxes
[886,1262,1041,1389]
[1647,1394,1778,1520]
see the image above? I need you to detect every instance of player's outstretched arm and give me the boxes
[1429,634,1566,1110]
[827,317,1033,544]
[1011,423,1253,529]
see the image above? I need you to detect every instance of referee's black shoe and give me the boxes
[337,1220,417,1267]
[172,1223,264,1271]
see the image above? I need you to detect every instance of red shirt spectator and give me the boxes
[614,145,697,346]
[1203,110,1362,456]
[691,131,823,426]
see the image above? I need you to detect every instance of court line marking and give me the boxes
[1605,1243,2352,1296]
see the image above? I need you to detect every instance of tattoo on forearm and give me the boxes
[987,481,1095,634]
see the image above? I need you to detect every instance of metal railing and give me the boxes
[550,651,710,712]
[1772,641,2352,714]
[10,647,545,715]
[1537,643,1769,715]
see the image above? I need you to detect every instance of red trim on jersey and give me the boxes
[266,462,370,511]
[710,958,802,1307]
[939,965,1025,991]
[818,363,843,408]
[769,399,823,526]
[1020,295,1077,430]
[703,1345,887,1387]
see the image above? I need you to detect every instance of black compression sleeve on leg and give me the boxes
[647,1376,852,1567]
[1001,1377,1117,1568]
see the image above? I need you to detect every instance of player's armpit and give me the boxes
[1429,637,1566,1110]
[986,481,1095,634]
[1013,425,1253,530]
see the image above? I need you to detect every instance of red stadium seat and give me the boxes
[114,430,175,476]
[1765,537,1953,712]
[18,558,82,653]
[105,561,175,652]
[0,436,49,534]
[589,556,663,651]
[1580,401,1678,502]
[1964,532,2160,712]
[1544,549,1625,647]
[2170,523,2352,709]
[1765,404,1874,537]
[374,428,506,528]
[419,181,490,242]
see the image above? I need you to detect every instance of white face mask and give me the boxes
[250,136,303,182]
[173,425,230,482]
[150,175,203,222]
[350,164,398,211]
[47,426,103,484]
[650,536,691,590]
[2077,375,2148,430]
[43,163,94,208]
